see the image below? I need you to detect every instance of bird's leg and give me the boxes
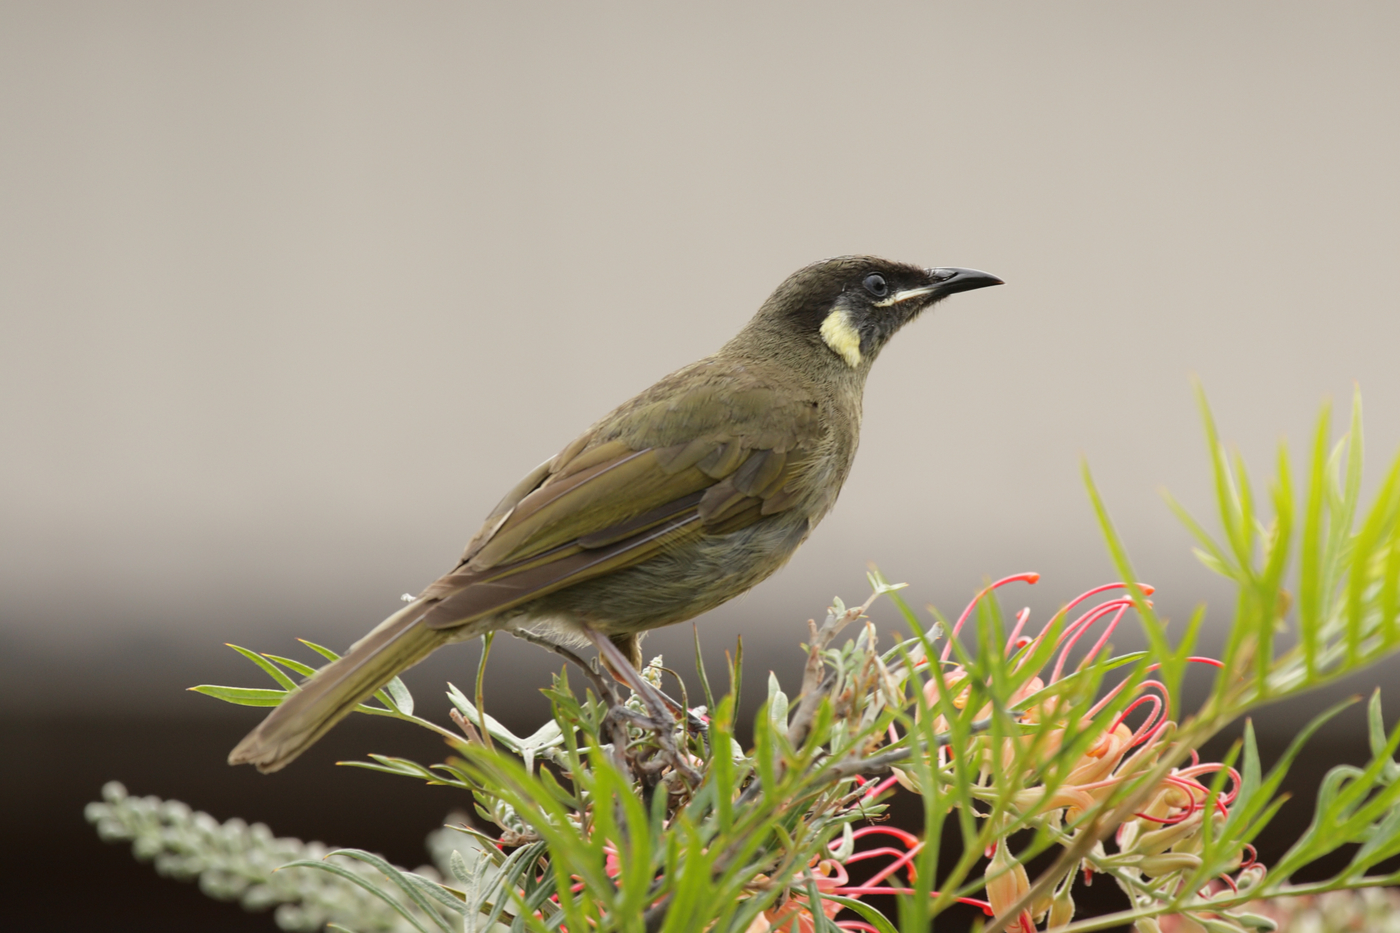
[581,628,700,786]
[594,633,706,736]
[609,632,644,671]
[607,634,706,734]
[585,628,673,725]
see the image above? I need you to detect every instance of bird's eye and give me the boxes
[863,273,888,298]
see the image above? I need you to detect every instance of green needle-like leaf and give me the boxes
[188,685,287,706]
[225,643,299,690]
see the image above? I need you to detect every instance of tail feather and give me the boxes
[228,601,447,773]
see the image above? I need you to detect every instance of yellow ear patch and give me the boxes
[819,308,863,367]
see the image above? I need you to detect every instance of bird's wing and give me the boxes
[415,375,821,630]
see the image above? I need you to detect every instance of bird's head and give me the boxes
[743,256,1003,372]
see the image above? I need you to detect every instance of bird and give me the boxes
[229,256,1002,772]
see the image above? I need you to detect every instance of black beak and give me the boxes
[927,267,1004,297]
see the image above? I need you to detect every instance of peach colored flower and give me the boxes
[985,839,1035,933]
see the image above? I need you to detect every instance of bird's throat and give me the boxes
[819,308,863,368]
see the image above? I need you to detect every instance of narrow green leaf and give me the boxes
[339,754,439,781]
[825,895,901,933]
[446,683,524,746]
[279,858,434,933]
[1263,441,1297,606]
[659,822,717,933]
[1233,719,1262,819]
[1189,546,1235,579]
[753,699,778,802]
[482,842,548,931]
[1349,800,1400,872]
[1384,527,1400,649]
[298,638,343,661]
[385,676,415,716]
[805,878,842,933]
[329,849,455,931]
[1162,489,1239,579]
[1194,739,1243,881]
[1351,454,1400,653]
[188,685,286,707]
[401,871,469,917]
[225,643,299,690]
[1195,382,1250,579]
[1324,715,1400,841]
[261,653,317,678]
[1082,462,1172,686]
[884,586,927,635]
[1367,691,1393,767]
[1224,696,1356,845]
[693,625,716,713]
[1275,766,1365,876]
[767,671,789,731]
[1233,447,1259,579]
[729,636,743,708]
[1298,403,1332,679]
[709,695,736,832]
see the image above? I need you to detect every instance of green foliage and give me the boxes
[83,781,478,932]
[94,388,1400,932]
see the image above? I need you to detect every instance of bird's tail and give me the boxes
[228,600,446,773]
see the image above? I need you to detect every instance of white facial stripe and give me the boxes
[872,284,938,308]
[820,308,863,367]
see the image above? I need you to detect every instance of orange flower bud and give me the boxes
[985,840,1033,933]
[1047,887,1075,929]
[1072,726,1131,778]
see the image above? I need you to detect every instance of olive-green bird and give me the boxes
[229,256,1002,772]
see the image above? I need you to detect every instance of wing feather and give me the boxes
[422,513,701,627]
[417,368,824,631]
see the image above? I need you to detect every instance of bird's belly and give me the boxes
[519,513,812,636]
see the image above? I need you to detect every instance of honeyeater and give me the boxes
[229,256,1002,772]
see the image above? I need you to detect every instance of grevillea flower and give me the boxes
[743,827,996,933]
[569,577,1248,933]
[985,836,1035,933]
[745,859,845,933]
[862,576,1248,931]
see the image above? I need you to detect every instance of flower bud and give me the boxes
[1136,852,1202,877]
[1031,886,1054,919]
[1047,887,1075,929]
[1065,722,1134,787]
[985,841,1032,933]
[1235,864,1267,892]
[1130,812,1203,857]
[1198,915,1249,933]
[891,766,919,794]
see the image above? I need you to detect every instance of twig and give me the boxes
[511,628,619,705]
[787,593,884,750]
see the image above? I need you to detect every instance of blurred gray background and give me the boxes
[2,3,1398,930]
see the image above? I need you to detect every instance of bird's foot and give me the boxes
[607,709,702,787]
[583,630,702,787]
[510,626,700,785]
